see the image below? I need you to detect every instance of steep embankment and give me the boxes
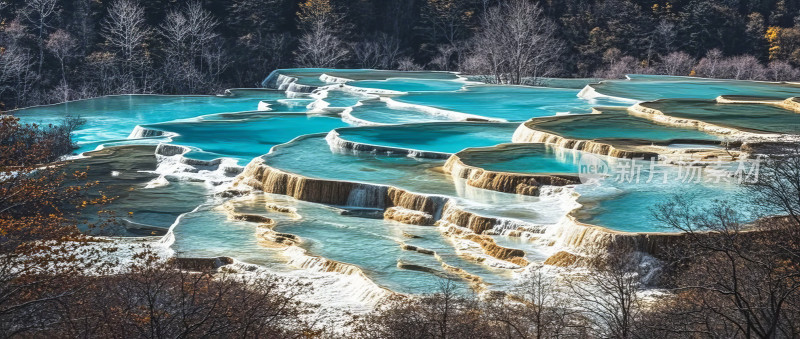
[261,71,318,95]
[443,151,579,196]
[511,120,661,159]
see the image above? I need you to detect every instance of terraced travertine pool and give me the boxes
[11,69,797,307]
[453,144,583,175]
[344,100,455,125]
[531,108,722,142]
[12,90,287,153]
[585,74,800,101]
[392,85,606,121]
[348,78,469,92]
[639,99,800,134]
[329,122,520,154]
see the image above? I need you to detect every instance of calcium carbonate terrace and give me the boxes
[11,69,798,298]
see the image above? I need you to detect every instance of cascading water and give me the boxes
[12,68,795,317]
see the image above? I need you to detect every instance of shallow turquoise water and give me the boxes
[394,85,599,121]
[265,135,455,195]
[349,78,467,92]
[317,90,368,108]
[575,157,745,232]
[457,144,582,174]
[536,78,604,89]
[347,100,454,125]
[591,75,800,101]
[265,135,563,226]
[643,99,800,134]
[12,69,785,297]
[333,122,519,154]
[171,194,510,295]
[534,110,722,142]
[13,92,284,153]
[145,114,347,162]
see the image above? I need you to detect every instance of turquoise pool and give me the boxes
[331,122,519,154]
[456,144,582,175]
[393,85,601,121]
[346,100,454,125]
[532,109,722,142]
[11,68,785,300]
[590,75,800,101]
[642,99,800,134]
[144,114,348,162]
[348,78,468,92]
[13,92,284,153]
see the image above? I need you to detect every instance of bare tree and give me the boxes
[46,30,76,101]
[659,51,694,76]
[161,1,223,93]
[293,0,350,68]
[294,20,349,68]
[397,57,423,71]
[723,55,766,80]
[649,151,800,338]
[767,60,798,81]
[485,268,588,338]
[428,44,457,70]
[376,33,402,69]
[351,40,381,69]
[569,250,643,339]
[0,46,35,105]
[468,0,563,84]
[21,0,58,76]
[351,33,402,69]
[351,279,489,338]
[101,0,150,93]
[694,48,723,78]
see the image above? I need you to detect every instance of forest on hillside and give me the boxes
[2,0,800,108]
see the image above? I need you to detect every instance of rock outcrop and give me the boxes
[463,234,529,267]
[782,97,800,112]
[542,251,581,267]
[384,207,435,226]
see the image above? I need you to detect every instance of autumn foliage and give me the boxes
[0,116,312,337]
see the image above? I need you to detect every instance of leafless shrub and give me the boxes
[294,20,350,68]
[397,57,423,71]
[351,33,402,69]
[569,249,644,339]
[648,150,800,338]
[659,51,695,76]
[767,60,798,82]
